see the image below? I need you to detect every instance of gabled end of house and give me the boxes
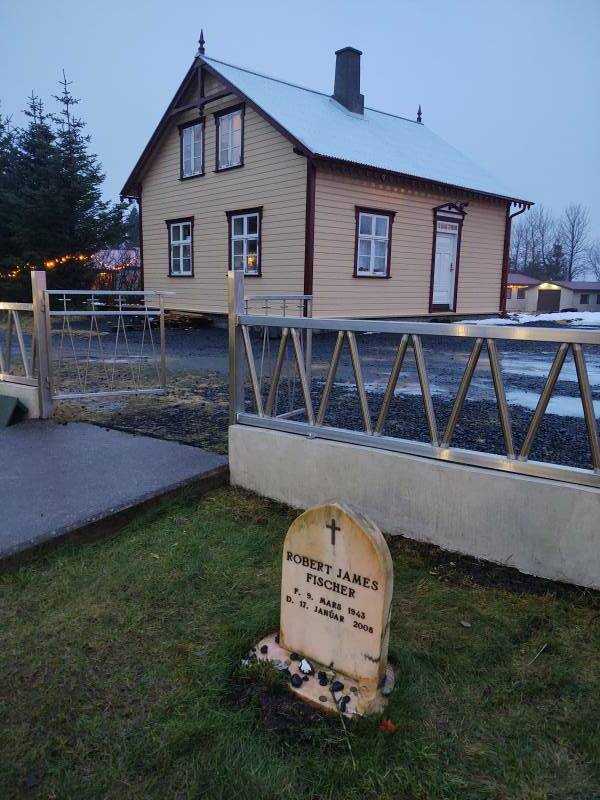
[122,34,534,319]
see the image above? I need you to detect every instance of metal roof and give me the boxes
[507,272,541,286]
[200,55,531,204]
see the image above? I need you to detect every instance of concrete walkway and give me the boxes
[0,421,228,559]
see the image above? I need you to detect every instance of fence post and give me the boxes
[31,270,53,419]
[228,270,245,425]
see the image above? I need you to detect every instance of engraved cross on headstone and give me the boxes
[326,517,341,546]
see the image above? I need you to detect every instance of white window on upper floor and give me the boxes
[216,107,243,170]
[180,122,203,178]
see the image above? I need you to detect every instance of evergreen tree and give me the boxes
[124,204,140,247]
[50,72,125,259]
[0,108,18,270]
[9,93,62,269]
[544,240,567,281]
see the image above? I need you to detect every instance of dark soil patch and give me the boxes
[388,535,600,607]
[228,669,340,745]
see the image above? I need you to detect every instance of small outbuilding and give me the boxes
[506,272,600,313]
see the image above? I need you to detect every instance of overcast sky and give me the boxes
[1,0,599,238]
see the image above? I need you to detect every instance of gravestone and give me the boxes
[253,502,394,716]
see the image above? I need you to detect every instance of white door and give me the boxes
[433,223,458,308]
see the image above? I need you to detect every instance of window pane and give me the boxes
[193,153,202,174]
[246,239,258,272]
[375,216,388,237]
[373,257,386,274]
[233,217,244,236]
[182,244,191,260]
[357,255,370,272]
[193,124,201,145]
[182,258,191,274]
[233,255,244,270]
[182,224,191,240]
[374,240,387,259]
[172,226,180,241]
[359,214,373,235]
[358,239,371,258]
[233,240,244,256]
[231,145,241,166]
[247,215,258,235]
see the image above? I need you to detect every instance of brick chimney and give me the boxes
[333,47,364,114]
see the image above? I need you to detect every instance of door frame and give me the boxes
[428,202,467,313]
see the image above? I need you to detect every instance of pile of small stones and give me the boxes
[242,643,357,714]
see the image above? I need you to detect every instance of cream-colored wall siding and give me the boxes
[140,96,306,314]
[312,168,507,318]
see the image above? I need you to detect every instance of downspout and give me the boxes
[500,202,528,314]
[137,185,144,291]
[303,158,316,302]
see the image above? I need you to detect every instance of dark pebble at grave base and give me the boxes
[302,675,309,682]
[331,680,344,693]
[290,652,299,661]
[260,645,268,654]
[290,674,303,688]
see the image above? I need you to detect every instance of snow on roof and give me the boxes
[507,272,540,286]
[201,55,529,203]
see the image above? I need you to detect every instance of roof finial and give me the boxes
[417,104,422,124]
[198,29,206,56]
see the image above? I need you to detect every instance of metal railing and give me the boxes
[228,271,600,489]
[243,292,313,418]
[45,288,174,400]
[0,302,36,386]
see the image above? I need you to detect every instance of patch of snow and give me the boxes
[500,355,600,386]
[362,381,447,397]
[505,389,600,418]
[459,311,600,327]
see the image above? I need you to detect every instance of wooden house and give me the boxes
[121,36,532,319]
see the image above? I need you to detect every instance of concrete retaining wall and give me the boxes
[229,425,600,590]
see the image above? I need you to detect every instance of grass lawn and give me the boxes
[1,488,598,800]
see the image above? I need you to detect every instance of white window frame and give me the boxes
[181,122,203,178]
[356,211,392,277]
[230,212,260,276]
[217,108,243,170]
[169,220,193,276]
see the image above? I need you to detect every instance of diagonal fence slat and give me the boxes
[487,338,515,459]
[242,324,264,417]
[411,334,438,446]
[442,337,483,447]
[375,333,410,434]
[290,327,315,425]
[572,343,600,471]
[317,330,346,425]
[519,342,569,461]
[265,328,289,416]
[346,330,372,434]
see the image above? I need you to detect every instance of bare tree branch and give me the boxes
[559,203,590,280]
